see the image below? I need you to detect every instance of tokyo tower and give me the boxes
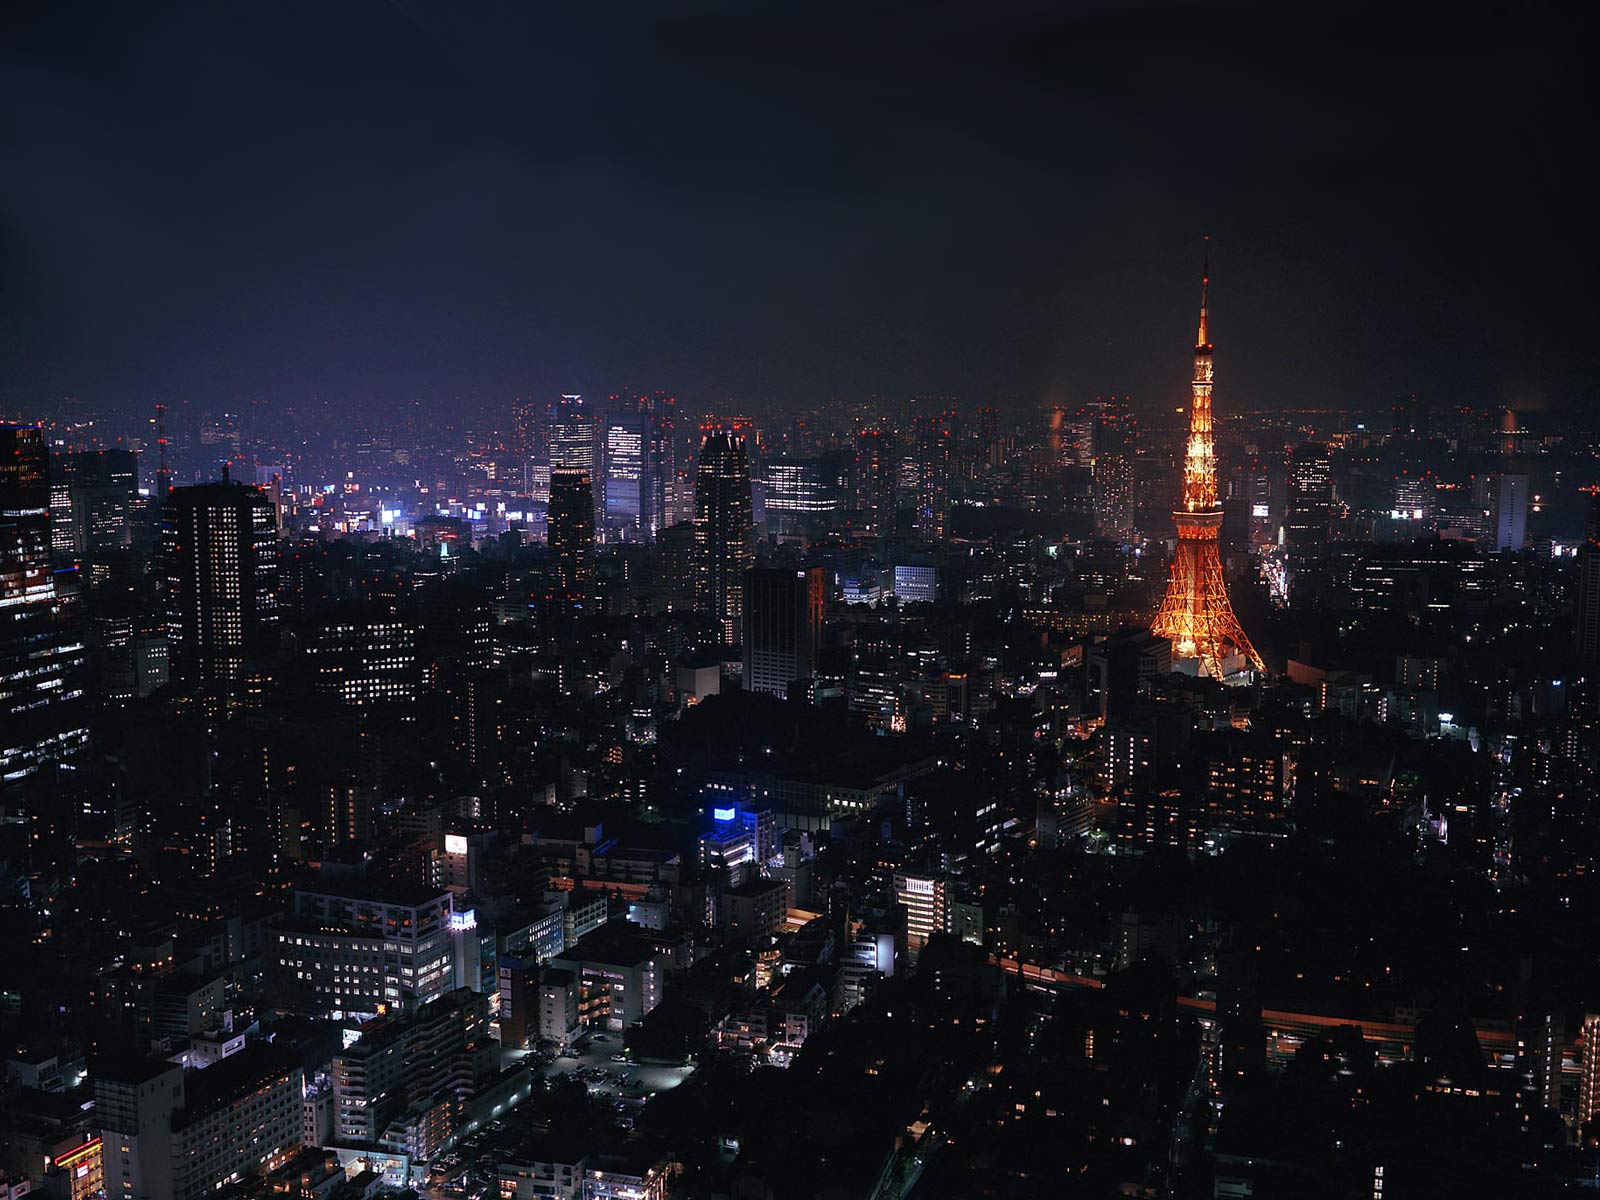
[1149,243,1265,680]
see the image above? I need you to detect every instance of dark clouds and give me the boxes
[1,0,1594,421]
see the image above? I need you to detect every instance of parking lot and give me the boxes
[543,1033,696,1102]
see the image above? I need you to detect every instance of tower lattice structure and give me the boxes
[1149,247,1265,680]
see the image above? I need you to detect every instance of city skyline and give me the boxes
[5,7,1600,1199]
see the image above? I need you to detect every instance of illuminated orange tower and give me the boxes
[1150,243,1265,680]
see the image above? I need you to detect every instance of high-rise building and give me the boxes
[742,567,825,697]
[50,448,139,561]
[694,426,754,643]
[643,397,676,541]
[913,413,951,540]
[162,472,280,705]
[551,394,601,530]
[602,409,645,543]
[1149,249,1264,681]
[548,467,596,612]
[550,395,596,473]
[1284,444,1332,551]
[763,459,837,537]
[511,396,545,460]
[1,425,88,784]
[1490,472,1528,553]
[296,608,417,707]
[1090,398,1137,541]
[1283,443,1332,606]
[853,427,896,536]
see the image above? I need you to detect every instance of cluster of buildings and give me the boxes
[6,281,1600,1195]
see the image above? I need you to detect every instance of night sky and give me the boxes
[2,1,1595,421]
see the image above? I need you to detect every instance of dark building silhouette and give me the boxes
[743,566,825,698]
[1284,442,1332,606]
[548,467,596,611]
[162,472,280,705]
[854,426,896,537]
[50,447,139,561]
[694,426,754,643]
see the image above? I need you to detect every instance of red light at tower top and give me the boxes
[1149,244,1265,681]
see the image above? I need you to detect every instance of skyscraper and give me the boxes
[162,471,280,705]
[643,396,676,542]
[1090,397,1137,542]
[1149,249,1264,680]
[1,425,88,783]
[1284,443,1332,606]
[854,427,896,536]
[551,395,597,473]
[1490,472,1528,553]
[694,426,754,643]
[913,413,951,540]
[763,459,837,538]
[743,567,825,697]
[1284,444,1332,548]
[50,447,139,561]
[548,467,596,612]
[603,408,645,543]
[551,393,601,531]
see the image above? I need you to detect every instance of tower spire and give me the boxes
[1151,241,1264,681]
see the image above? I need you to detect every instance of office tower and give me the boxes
[912,413,951,539]
[693,426,754,643]
[1284,444,1332,550]
[763,458,837,537]
[1,425,89,783]
[643,396,676,541]
[1150,250,1265,680]
[1576,493,1600,664]
[1090,398,1137,541]
[742,566,825,697]
[602,408,645,542]
[511,395,544,459]
[1393,471,1434,524]
[547,467,596,611]
[890,561,937,604]
[299,609,418,706]
[853,427,896,536]
[50,448,139,560]
[551,394,601,530]
[1283,443,1332,605]
[1490,472,1528,552]
[162,471,280,704]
